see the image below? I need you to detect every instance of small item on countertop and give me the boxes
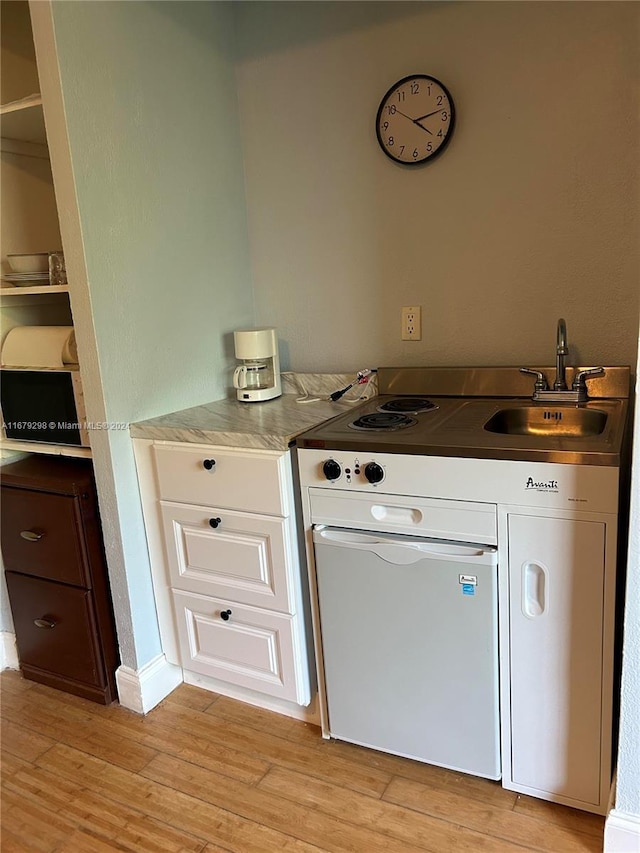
[232,327,281,402]
[329,368,377,402]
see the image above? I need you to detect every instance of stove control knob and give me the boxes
[364,462,384,484]
[322,459,342,481]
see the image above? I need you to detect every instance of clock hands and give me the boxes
[394,108,433,135]
[413,108,445,122]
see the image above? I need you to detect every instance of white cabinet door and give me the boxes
[160,501,294,612]
[508,514,605,807]
[172,590,307,704]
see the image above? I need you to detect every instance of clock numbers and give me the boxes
[375,74,455,165]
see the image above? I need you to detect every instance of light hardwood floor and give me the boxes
[1,671,604,852]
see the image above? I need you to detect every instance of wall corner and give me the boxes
[115,654,182,714]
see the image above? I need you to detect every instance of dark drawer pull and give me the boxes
[209,517,221,529]
[203,459,216,471]
[34,618,56,629]
[220,609,232,622]
[20,530,44,542]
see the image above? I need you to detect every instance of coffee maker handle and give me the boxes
[233,365,247,389]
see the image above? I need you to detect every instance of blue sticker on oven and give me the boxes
[462,584,475,596]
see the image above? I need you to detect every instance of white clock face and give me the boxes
[376,75,455,165]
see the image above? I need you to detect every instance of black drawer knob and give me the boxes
[203,459,216,471]
[209,517,221,529]
[20,530,44,542]
[34,618,56,629]
[220,609,232,622]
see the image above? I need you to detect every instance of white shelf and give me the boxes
[0,439,91,459]
[1,284,68,296]
[0,94,47,145]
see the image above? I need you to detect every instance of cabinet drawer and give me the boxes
[5,572,103,688]
[161,501,293,612]
[154,444,289,515]
[173,590,307,704]
[1,487,88,586]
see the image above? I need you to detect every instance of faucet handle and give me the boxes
[520,368,548,391]
[572,367,605,390]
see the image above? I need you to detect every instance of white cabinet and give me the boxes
[502,509,616,814]
[154,443,290,515]
[173,590,303,702]
[160,502,293,612]
[134,439,311,710]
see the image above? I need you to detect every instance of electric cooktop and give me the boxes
[297,394,464,454]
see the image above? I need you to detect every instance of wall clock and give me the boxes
[375,74,455,165]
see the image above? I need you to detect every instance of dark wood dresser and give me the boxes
[1,455,119,704]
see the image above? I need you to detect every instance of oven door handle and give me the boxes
[313,527,496,565]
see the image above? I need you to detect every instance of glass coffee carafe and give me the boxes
[233,359,275,392]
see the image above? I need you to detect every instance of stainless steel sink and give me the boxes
[484,406,608,437]
[372,366,629,465]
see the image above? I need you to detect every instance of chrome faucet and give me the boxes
[554,318,568,390]
[520,317,605,403]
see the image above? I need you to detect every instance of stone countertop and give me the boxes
[129,373,376,451]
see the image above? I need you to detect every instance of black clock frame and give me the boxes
[375,74,456,166]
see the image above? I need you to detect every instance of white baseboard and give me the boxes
[605,810,640,853]
[0,631,19,671]
[115,654,183,714]
[184,669,320,724]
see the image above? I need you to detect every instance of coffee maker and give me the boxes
[232,327,282,402]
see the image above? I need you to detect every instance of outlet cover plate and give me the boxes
[402,306,422,341]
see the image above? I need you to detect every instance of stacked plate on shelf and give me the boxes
[2,271,51,287]
[1,251,66,287]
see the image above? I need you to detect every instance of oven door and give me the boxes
[313,525,500,780]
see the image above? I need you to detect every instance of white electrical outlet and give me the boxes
[402,306,422,341]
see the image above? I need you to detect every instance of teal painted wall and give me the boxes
[50,0,253,667]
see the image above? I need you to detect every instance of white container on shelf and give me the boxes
[6,253,50,273]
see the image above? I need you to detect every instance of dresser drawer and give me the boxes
[5,571,103,688]
[173,590,308,704]
[154,444,289,516]
[161,501,294,612]
[1,487,88,586]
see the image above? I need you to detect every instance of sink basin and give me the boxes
[484,407,608,437]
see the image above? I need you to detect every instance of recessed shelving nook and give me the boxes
[0,1,119,708]
[1,0,85,461]
[0,93,47,156]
